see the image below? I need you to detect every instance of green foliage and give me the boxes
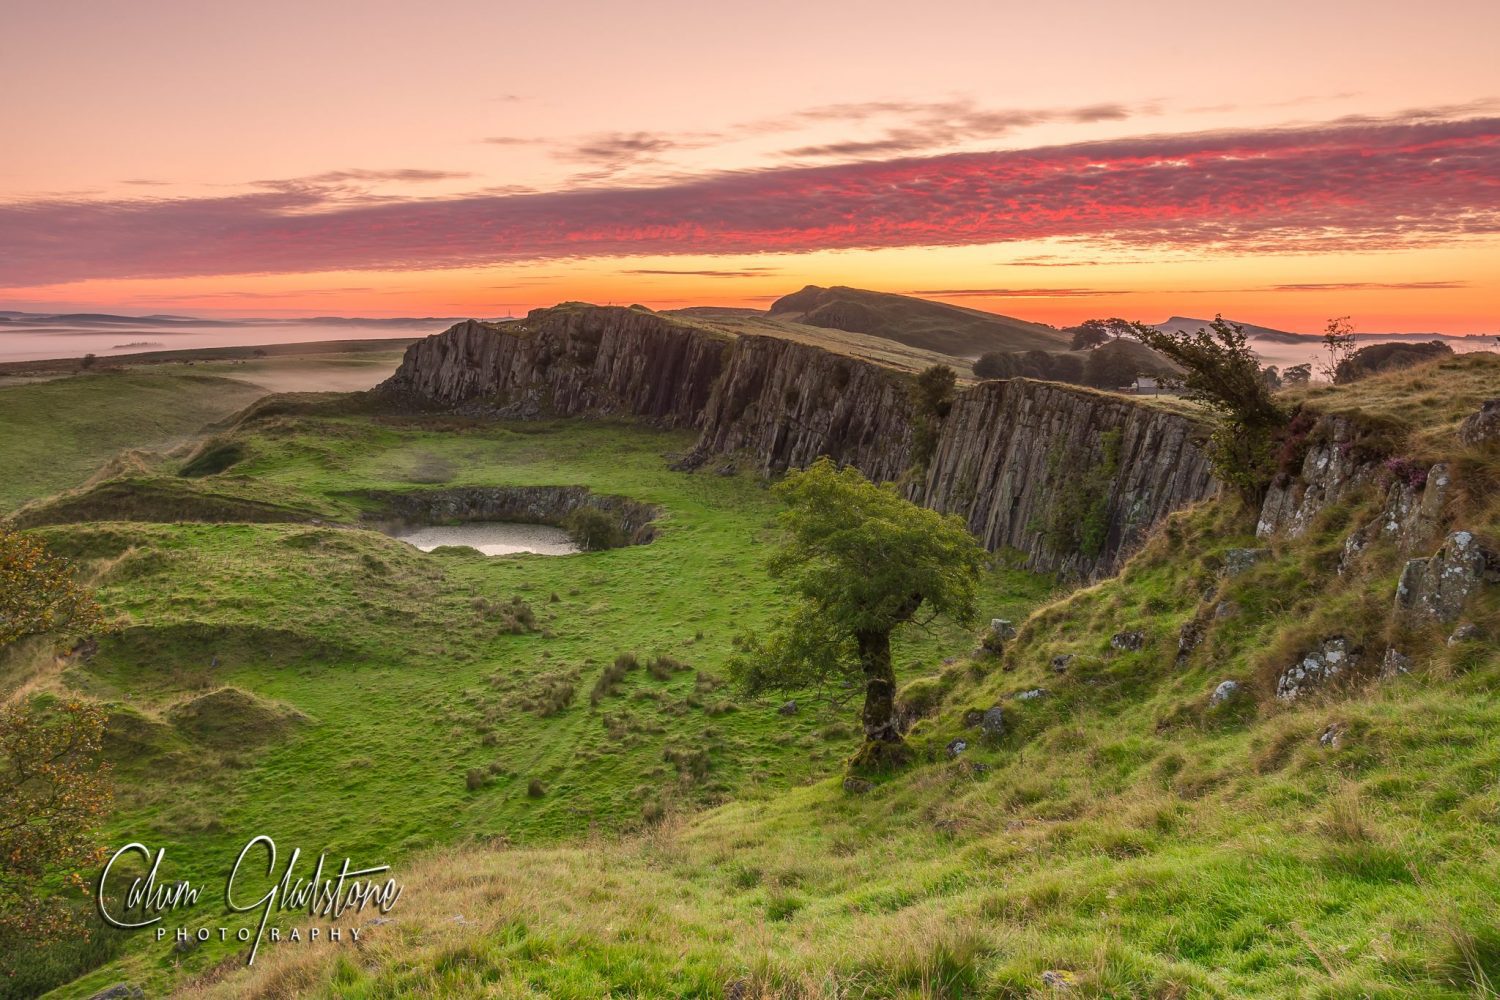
[0,700,112,969]
[730,459,987,755]
[1131,315,1286,502]
[0,527,108,648]
[1034,429,1121,558]
[972,349,1085,383]
[908,364,957,468]
[562,506,626,550]
[1335,340,1453,384]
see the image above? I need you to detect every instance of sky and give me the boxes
[2,0,1499,333]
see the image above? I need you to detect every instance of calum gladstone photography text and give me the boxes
[2,2,1499,997]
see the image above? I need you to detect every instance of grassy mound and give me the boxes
[166,686,310,748]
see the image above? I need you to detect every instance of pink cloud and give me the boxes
[2,114,1497,287]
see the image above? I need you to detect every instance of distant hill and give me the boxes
[1153,316,1309,343]
[768,285,1068,356]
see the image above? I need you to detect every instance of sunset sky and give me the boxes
[3,0,1498,332]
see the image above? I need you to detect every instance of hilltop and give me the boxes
[767,285,1069,356]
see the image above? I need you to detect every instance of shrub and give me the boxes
[563,507,627,551]
[527,779,546,798]
[647,654,689,680]
[464,768,486,791]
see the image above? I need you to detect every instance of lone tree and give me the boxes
[1130,316,1285,504]
[1067,317,1133,351]
[729,459,987,770]
[1320,316,1356,382]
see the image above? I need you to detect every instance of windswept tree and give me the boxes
[729,460,987,770]
[1130,316,1285,503]
[1320,316,1356,382]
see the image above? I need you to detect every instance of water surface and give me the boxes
[392,522,579,556]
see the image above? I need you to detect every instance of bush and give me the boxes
[563,507,627,551]
[527,779,546,798]
[464,767,486,791]
[590,653,639,706]
[1334,340,1453,383]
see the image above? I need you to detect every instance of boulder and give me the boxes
[946,739,968,757]
[990,618,1018,640]
[1448,623,1483,645]
[1110,630,1144,651]
[88,987,144,1000]
[1016,688,1049,701]
[1394,531,1500,626]
[1209,680,1241,705]
[841,776,873,795]
[1276,637,1356,701]
[1050,653,1073,673]
[1318,722,1345,748]
[1380,647,1413,678]
[1177,619,1206,661]
[1457,398,1500,449]
[980,706,1005,738]
[1222,547,1269,576]
[777,700,798,716]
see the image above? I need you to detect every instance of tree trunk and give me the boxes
[856,629,901,744]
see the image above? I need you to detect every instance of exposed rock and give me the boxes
[1177,620,1205,662]
[842,776,873,795]
[1016,688,1049,701]
[381,308,728,424]
[1380,647,1413,678]
[1458,398,1500,449]
[1448,623,1483,645]
[1394,531,1500,626]
[1213,601,1240,620]
[1050,653,1074,673]
[383,306,1219,577]
[923,379,1216,578]
[990,619,1018,639]
[1342,462,1453,574]
[88,986,144,1000]
[1222,547,1269,576]
[1041,970,1078,989]
[777,700,798,716]
[1276,638,1356,701]
[1258,416,1380,539]
[946,739,968,757]
[980,706,1005,738]
[1110,630,1145,651]
[1209,680,1241,706]
[366,484,660,545]
[1318,722,1345,748]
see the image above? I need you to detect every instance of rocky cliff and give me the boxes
[382,306,729,425]
[922,381,1217,577]
[379,306,1219,576]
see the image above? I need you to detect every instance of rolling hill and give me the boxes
[767,285,1070,356]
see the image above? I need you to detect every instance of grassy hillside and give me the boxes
[135,356,1500,999]
[767,286,1068,356]
[7,397,1050,998]
[0,372,265,513]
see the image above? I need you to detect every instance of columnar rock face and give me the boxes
[381,307,729,426]
[1256,416,1376,538]
[381,308,1220,576]
[921,381,1217,577]
[689,335,916,481]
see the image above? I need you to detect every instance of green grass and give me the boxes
[0,372,265,513]
[13,355,1500,999]
[11,405,1050,997]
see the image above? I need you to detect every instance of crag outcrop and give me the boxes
[379,305,1218,576]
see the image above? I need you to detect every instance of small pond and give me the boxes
[391,522,579,556]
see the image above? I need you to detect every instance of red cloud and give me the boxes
[2,114,1497,286]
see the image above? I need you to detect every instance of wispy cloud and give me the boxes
[909,287,1127,297]
[3,111,1497,287]
[1267,280,1472,291]
[622,267,780,278]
